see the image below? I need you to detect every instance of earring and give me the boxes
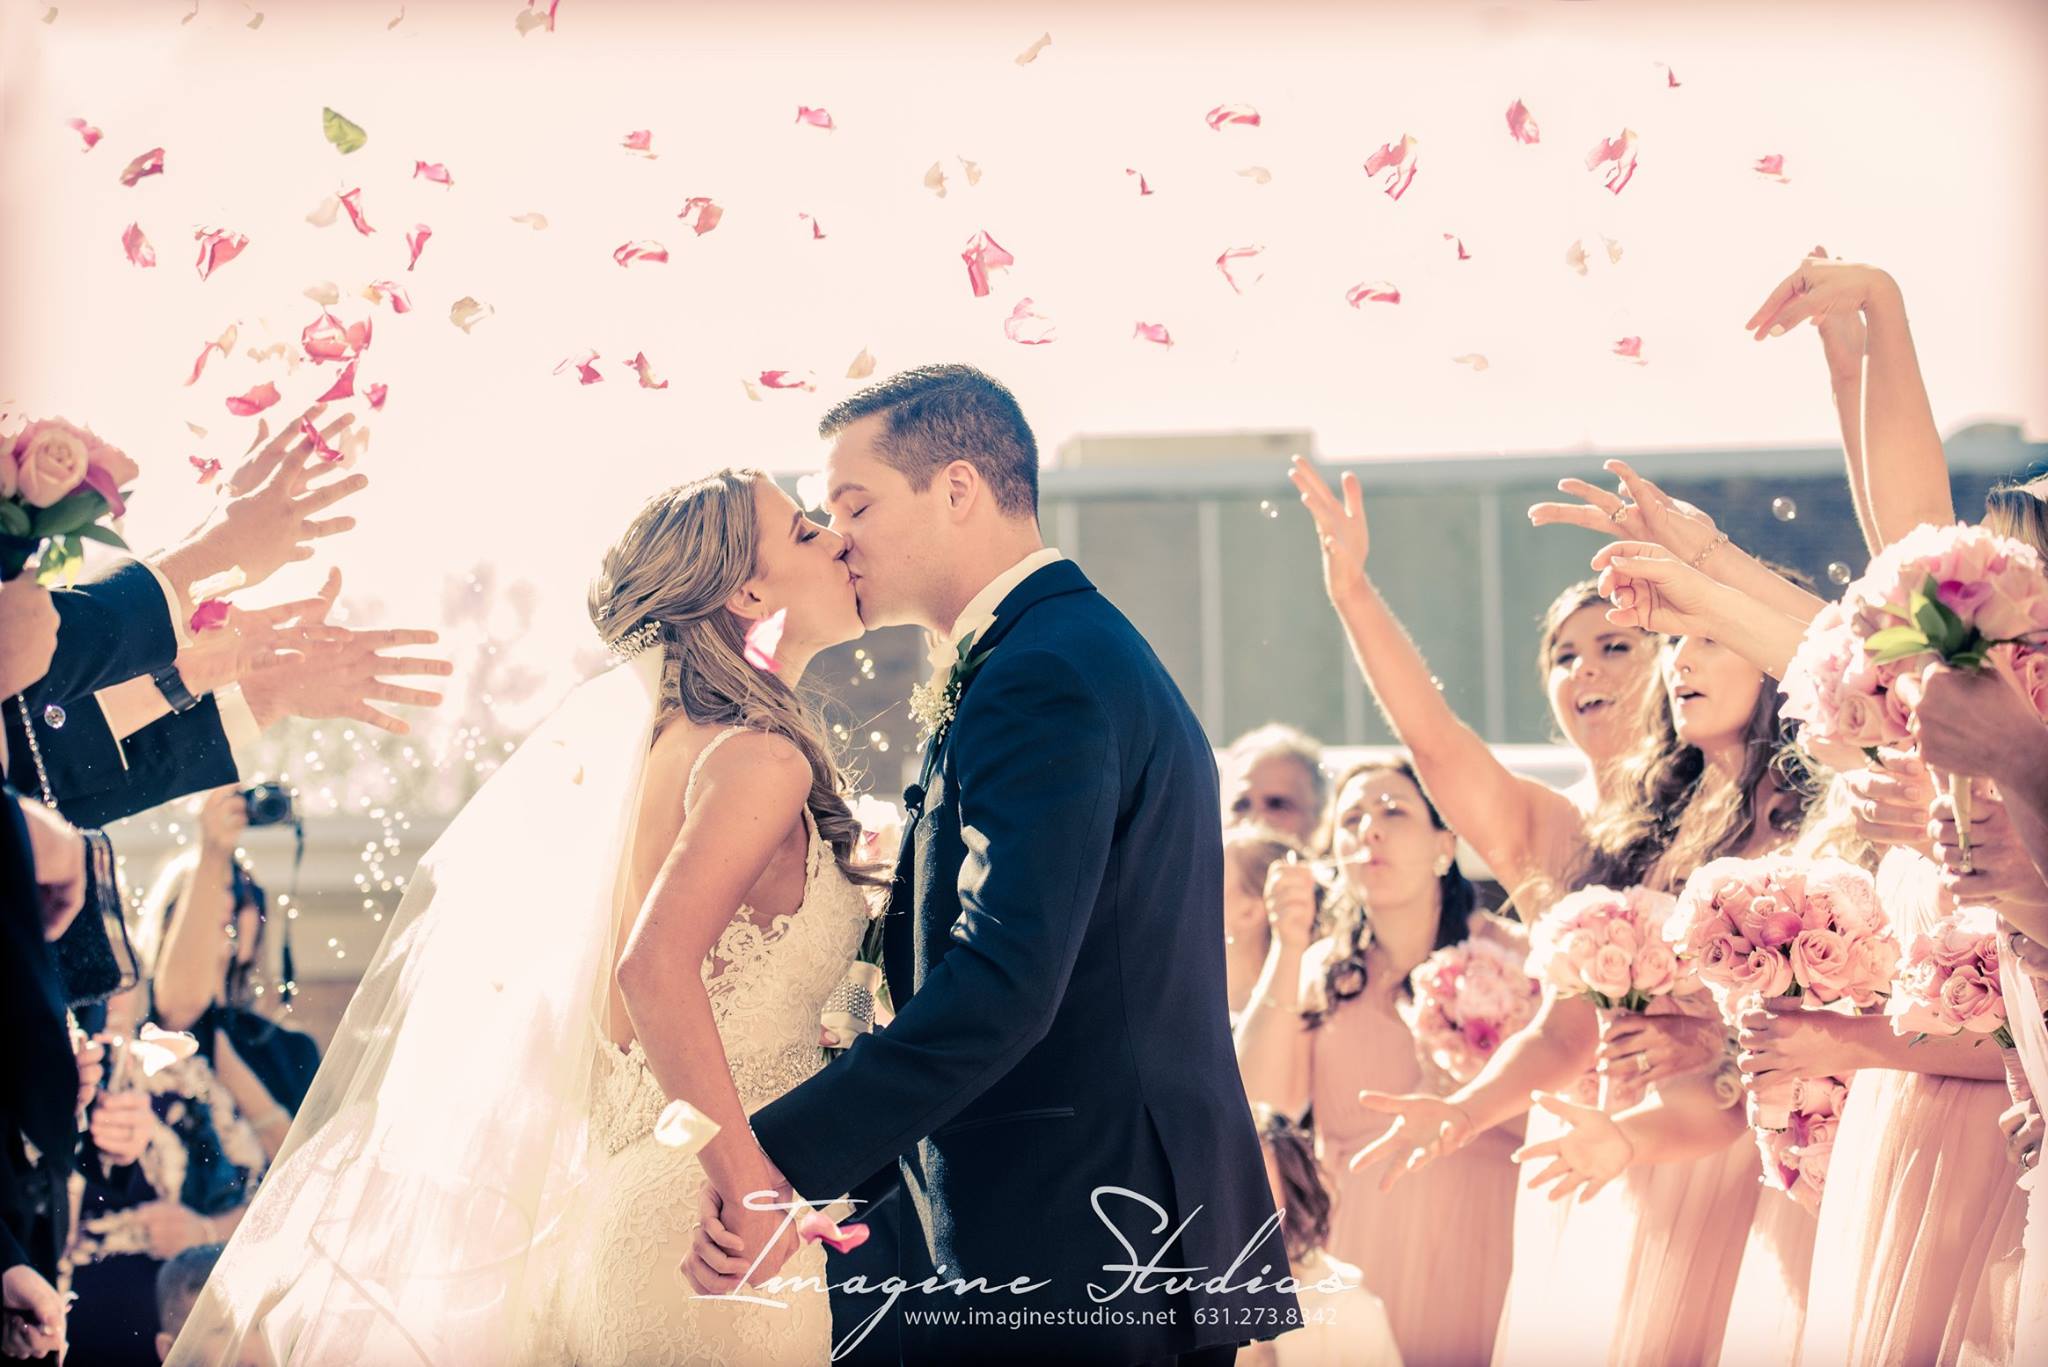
[1434,856,1453,877]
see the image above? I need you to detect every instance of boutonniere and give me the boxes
[908,629,993,749]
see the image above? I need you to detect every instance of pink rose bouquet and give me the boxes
[1888,904,2012,1048]
[1669,856,1898,1014]
[1759,1074,1847,1215]
[1525,885,1682,1012]
[1,417,138,582]
[1400,936,1543,1084]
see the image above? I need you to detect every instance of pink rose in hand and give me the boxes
[1585,945,1635,1000]
[1932,920,1989,971]
[1790,929,1854,1000]
[1728,947,1794,1000]
[1756,909,1806,950]
[1939,966,2006,1035]
[1631,942,1679,998]
[1696,933,1753,988]
[12,423,90,507]
[1844,934,1902,1006]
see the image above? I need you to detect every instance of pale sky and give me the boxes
[3,0,2044,716]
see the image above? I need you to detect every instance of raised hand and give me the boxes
[1287,456,1369,602]
[1745,252,1892,342]
[1346,1090,1475,1192]
[240,576,451,735]
[175,568,344,696]
[1263,857,1320,953]
[1589,542,1726,637]
[1511,1092,1632,1204]
[167,405,367,594]
[1529,459,1724,568]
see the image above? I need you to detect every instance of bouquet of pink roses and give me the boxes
[1669,855,1899,1013]
[1400,936,1543,1084]
[1759,1074,1847,1215]
[1888,904,2012,1048]
[1525,885,1683,1011]
[1,417,139,582]
[1783,522,2048,866]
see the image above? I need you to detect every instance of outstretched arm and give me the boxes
[1289,457,1580,898]
[750,649,1118,1202]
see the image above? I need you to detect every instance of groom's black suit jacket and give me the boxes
[754,561,1297,1364]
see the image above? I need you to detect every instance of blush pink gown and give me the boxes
[1312,950,1520,1367]
[1797,849,2026,1365]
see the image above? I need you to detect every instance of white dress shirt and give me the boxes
[924,546,1066,682]
[89,562,263,771]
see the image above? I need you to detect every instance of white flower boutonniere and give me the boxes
[909,629,992,749]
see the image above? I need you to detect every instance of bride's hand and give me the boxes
[1287,455,1370,603]
[684,1170,802,1295]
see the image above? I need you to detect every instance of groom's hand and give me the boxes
[684,1178,800,1296]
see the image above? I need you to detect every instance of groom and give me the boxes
[708,366,1299,1364]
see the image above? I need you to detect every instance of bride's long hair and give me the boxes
[588,468,887,890]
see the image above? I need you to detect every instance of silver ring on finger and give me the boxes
[1609,505,1630,525]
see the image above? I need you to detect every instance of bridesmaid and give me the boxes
[1237,757,1518,1366]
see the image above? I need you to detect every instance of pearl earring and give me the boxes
[1434,856,1453,877]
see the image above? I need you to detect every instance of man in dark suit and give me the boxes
[709,367,1297,1365]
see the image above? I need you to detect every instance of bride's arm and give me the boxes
[615,730,813,1199]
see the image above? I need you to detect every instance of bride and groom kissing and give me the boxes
[169,364,1301,1367]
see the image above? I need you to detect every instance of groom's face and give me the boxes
[824,415,948,631]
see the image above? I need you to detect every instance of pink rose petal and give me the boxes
[846,347,875,379]
[555,351,604,385]
[406,223,432,271]
[1613,336,1646,363]
[302,311,362,364]
[1506,98,1541,145]
[1363,134,1419,200]
[1346,280,1401,306]
[1566,238,1590,275]
[119,147,164,186]
[613,239,669,267]
[799,213,826,240]
[338,188,375,236]
[366,383,388,411]
[1451,353,1490,371]
[1238,166,1272,184]
[1205,103,1261,131]
[298,417,342,462]
[193,227,249,281]
[1444,233,1470,261]
[1125,167,1153,196]
[1586,128,1640,195]
[1133,322,1173,347]
[189,600,231,633]
[1754,153,1789,183]
[679,196,724,235]
[122,222,156,268]
[795,1210,869,1255]
[514,0,560,33]
[226,382,280,417]
[367,280,412,313]
[1004,298,1056,346]
[629,351,669,390]
[1216,245,1265,295]
[743,607,788,671]
[924,162,949,197]
[1658,62,1681,88]
[961,230,1014,298]
[66,117,102,151]
[413,160,454,187]
[184,325,237,386]
[317,359,358,402]
[795,106,835,130]
[510,212,548,230]
[758,370,816,391]
[189,456,221,485]
[1015,32,1051,65]
[622,129,656,157]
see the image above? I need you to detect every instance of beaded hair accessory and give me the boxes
[609,619,662,661]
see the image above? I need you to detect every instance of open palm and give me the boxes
[1288,455,1370,600]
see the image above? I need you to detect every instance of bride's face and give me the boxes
[742,477,863,650]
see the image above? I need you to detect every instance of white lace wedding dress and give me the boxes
[554,725,873,1366]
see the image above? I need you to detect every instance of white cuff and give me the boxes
[214,683,263,770]
[142,558,192,649]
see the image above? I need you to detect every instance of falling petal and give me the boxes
[449,297,493,332]
[298,416,342,461]
[317,359,358,402]
[193,227,249,281]
[924,162,948,197]
[1125,168,1153,196]
[246,10,263,28]
[1585,128,1640,195]
[118,147,165,186]
[960,230,1014,298]
[192,600,231,632]
[759,371,817,391]
[42,6,56,20]
[1216,245,1265,294]
[66,117,102,151]
[304,281,340,305]
[654,1099,717,1151]
[132,1024,201,1076]
[629,351,669,390]
[741,379,763,402]
[846,347,875,379]
[1363,135,1419,200]
[407,223,432,270]
[1506,98,1541,144]
[189,456,221,484]
[958,157,982,186]
[121,223,156,268]
[1603,236,1624,265]
[799,213,826,240]
[1444,233,1470,261]
[1613,336,1646,363]
[185,422,207,438]
[1205,103,1261,132]
[622,128,655,155]
[1237,166,1272,185]
[678,197,723,235]
[179,0,197,23]
[1565,239,1589,276]
[1132,322,1173,347]
[1015,32,1051,64]
[1451,353,1489,371]
[184,325,237,386]
[554,351,604,385]
[1345,281,1401,306]
[388,5,403,27]
[413,160,454,187]
[1004,298,1056,345]
[514,0,559,35]
[302,310,369,364]
[613,239,669,267]
[367,383,388,410]
[226,382,281,417]
[1657,62,1681,88]
[1753,153,1789,183]
[510,212,549,229]
[338,187,375,236]
[364,280,412,313]
[306,194,341,227]
[743,608,788,671]
[322,107,368,156]
[796,1210,870,1255]
[796,472,828,509]
[795,106,835,130]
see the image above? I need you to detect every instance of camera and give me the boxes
[240,781,296,827]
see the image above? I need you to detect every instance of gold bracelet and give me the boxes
[1689,533,1730,571]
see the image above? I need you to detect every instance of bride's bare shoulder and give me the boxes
[647,721,808,805]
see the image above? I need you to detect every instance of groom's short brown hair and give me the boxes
[819,364,1039,518]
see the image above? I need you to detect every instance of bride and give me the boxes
[169,469,885,1365]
